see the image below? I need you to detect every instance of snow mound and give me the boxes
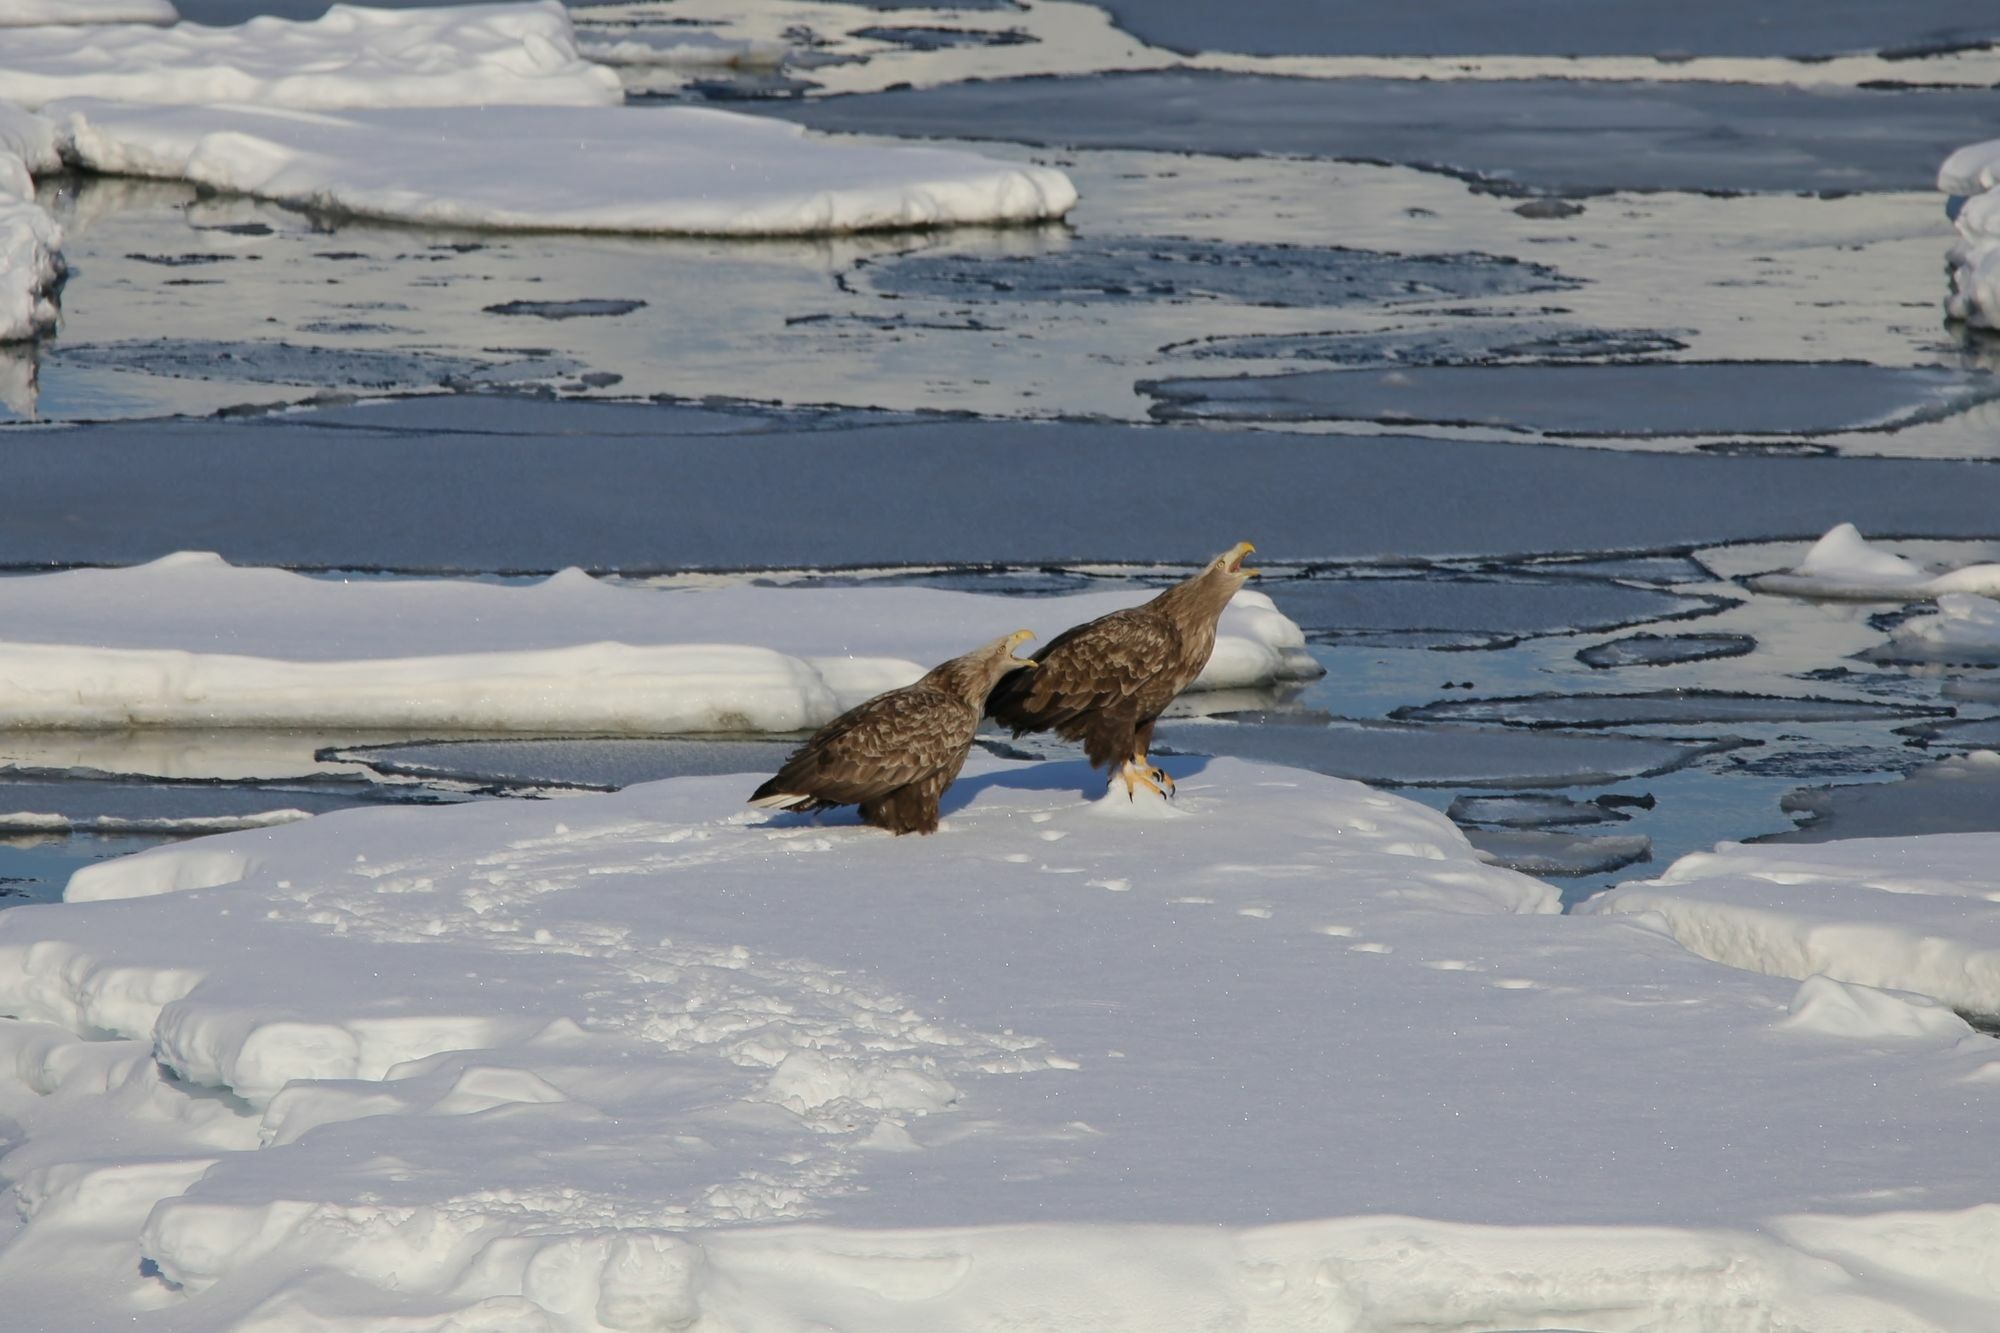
[6,757,2000,1327]
[2,1,622,112]
[51,96,1077,234]
[0,555,1313,730]
[0,0,175,23]
[1748,522,2000,599]
[1582,832,2000,1017]
[1781,974,1979,1046]
[1941,138,2000,328]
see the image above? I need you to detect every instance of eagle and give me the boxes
[985,541,1258,800]
[749,629,1037,835]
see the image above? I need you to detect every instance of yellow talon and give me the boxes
[1118,759,1173,802]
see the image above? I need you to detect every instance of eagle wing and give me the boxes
[754,684,974,807]
[985,607,1182,749]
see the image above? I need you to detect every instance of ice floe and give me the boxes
[1773,750,2000,842]
[51,98,1077,234]
[6,755,2000,1327]
[0,553,1314,730]
[1584,828,2000,1017]
[1575,631,1756,669]
[1750,523,2000,599]
[0,0,175,23]
[1394,689,1945,729]
[1,1,622,111]
[575,27,788,68]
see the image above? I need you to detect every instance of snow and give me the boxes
[0,553,1315,730]
[5,756,2000,1328]
[0,809,312,835]
[1748,522,2000,599]
[0,0,175,23]
[1582,831,2000,1016]
[50,97,1077,234]
[1,1,623,112]
[1941,138,2000,327]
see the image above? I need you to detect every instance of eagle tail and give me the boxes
[748,776,815,810]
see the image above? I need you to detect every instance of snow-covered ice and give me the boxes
[51,97,1077,234]
[1,1,622,111]
[0,0,175,24]
[0,553,1314,730]
[1748,522,2000,599]
[1585,829,2000,1018]
[575,28,789,69]
[5,756,2000,1328]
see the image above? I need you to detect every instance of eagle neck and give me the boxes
[1152,567,1241,632]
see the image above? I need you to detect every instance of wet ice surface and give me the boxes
[1169,324,1689,366]
[773,73,2000,196]
[1396,691,1949,729]
[858,236,1571,307]
[1577,632,1756,669]
[1095,0,2000,59]
[1769,752,2000,842]
[1458,827,1652,878]
[1249,575,1726,650]
[323,735,802,793]
[1143,363,2000,436]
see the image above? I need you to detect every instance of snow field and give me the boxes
[0,553,1317,730]
[50,97,1078,234]
[0,1,623,111]
[2,758,1999,1327]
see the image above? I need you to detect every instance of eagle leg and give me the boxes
[1115,758,1173,802]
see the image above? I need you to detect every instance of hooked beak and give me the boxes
[1226,540,1260,578]
[1008,628,1037,666]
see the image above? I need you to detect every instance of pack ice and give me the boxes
[4,757,2000,1328]
[1942,136,2000,328]
[0,554,1314,730]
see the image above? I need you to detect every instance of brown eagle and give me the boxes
[749,629,1037,835]
[985,541,1258,800]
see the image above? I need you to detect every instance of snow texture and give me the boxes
[1748,522,2000,599]
[1885,591,2000,662]
[50,97,1078,235]
[1584,831,2000,1017]
[7,757,2000,1328]
[0,0,175,22]
[0,553,1315,730]
[1,1,623,112]
[1942,138,2000,327]
[0,123,64,344]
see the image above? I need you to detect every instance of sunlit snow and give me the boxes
[0,553,1314,730]
[1748,522,2000,599]
[0,0,175,24]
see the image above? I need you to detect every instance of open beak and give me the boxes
[1227,541,1260,578]
[1008,628,1037,666]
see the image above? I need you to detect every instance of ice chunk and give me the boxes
[1749,523,2000,600]
[1447,793,1638,828]
[0,148,63,345]
[1940,138,2000,198]
[575,28,788,69]
[51,98,1076,235]
[0,556,1313,731]
[2,2,622,111]
[0,0,176,22]
[1170,323,1687,367]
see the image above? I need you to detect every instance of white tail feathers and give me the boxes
[749,791,812,810]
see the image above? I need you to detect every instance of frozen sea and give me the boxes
[7,0,2000,1328]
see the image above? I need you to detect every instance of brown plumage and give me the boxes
[985,542,1258,799]
[749,629,1037,835]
